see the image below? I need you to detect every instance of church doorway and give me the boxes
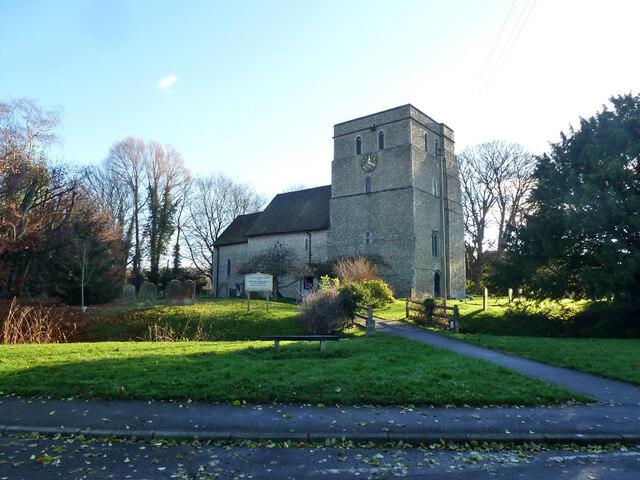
[434,272,441,298]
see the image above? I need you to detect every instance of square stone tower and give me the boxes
[328,105,465,298]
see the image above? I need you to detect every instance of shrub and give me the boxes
[459,300,640,338]
[332,257,380,283]
[300,276,395,334]
[299,287,351,334]
[0,298,77,344]
[423,298,436,321]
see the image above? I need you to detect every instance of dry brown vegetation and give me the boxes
[332,256,379,283]
[299,288,351,334]
[0,298,77,344]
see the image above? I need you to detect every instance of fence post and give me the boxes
[366,305,375,336]
[453,305,459,334]
[406,297,409,319]
[483,288,488,311]
[508,288,513,304]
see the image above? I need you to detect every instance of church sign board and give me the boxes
[245,273,273,311]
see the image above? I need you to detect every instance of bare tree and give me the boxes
[481,141,536,254]
[0,98,60,165]
[236,242,304,298]
[0,99,82,298]
[281,183,309,193]
[458,141,535,291]
[101,137,147,286]
[183,173,265,292]
[143,142,190,285]
[459,147,496,290]
[84,164,133,268]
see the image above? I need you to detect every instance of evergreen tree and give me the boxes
[494,93,640,302]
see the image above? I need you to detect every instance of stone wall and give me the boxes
[328,188,416,296]
[330,104,465,299]
[247,231,328,298]
[214,243,248,298]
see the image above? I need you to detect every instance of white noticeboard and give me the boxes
[244,273,273,311]
[245,273,273,292]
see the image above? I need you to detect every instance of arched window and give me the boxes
[424,133,428,152]
[304,237,309,251]
[356,136,362,155]
[378,131,384,150]
[432,178,438,196]
[365,231,371,245]
[365,176,371,193]
[434,271,441,297]
[226,259,231,277]
[432,232,438,257]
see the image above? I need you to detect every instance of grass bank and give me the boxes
[73,298,304,342]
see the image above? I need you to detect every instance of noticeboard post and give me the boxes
[244,273,274,311]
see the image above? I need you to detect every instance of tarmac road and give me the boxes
[1,434,639,480]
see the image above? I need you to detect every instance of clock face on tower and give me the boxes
[361,154,377,172]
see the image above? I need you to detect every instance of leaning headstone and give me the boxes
[138,282,158,306]
[182,280,196,305]
[122,284,136,302]
[167,279,183,306]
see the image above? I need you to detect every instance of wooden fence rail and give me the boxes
[405,298,459,333]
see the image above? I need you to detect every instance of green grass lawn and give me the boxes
[375,296,590,323]
[443,334,640,386]
[374,298,640,386]
[75,298,304,342]
[372,298,408,321]
[0,335,588,406]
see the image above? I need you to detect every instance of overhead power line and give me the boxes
[475,0,538,98]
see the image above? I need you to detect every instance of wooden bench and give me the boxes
[261,335,339,353]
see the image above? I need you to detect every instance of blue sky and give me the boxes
[2,0,638,198]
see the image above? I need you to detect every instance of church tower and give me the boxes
[328,105,465,298]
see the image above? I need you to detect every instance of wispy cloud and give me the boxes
[157,75,178,92]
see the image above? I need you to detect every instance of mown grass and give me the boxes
[74,298,304,342]
[372,299,408,321]
[376,298,640,385]
[374,296,590,323]
[0,335,588,406]
[442,334,640,386]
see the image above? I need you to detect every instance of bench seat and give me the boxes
[261,335,339,352]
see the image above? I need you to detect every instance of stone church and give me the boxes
[213,105,466,299]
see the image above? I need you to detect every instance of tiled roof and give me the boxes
[245,185,331,237]
[214,212,262,247]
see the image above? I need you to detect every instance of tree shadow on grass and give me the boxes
[0,336,590,407]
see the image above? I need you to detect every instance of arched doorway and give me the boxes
[434,272,441,298]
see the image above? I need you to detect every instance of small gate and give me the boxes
[405,297,459,332]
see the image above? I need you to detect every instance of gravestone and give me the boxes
[138,282,158,306]
[167,280,183,306]
[122,284,136,302]
[182,280,196,305]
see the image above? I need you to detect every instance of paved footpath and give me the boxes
[375,318,640,406]
[1,319,639,445]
